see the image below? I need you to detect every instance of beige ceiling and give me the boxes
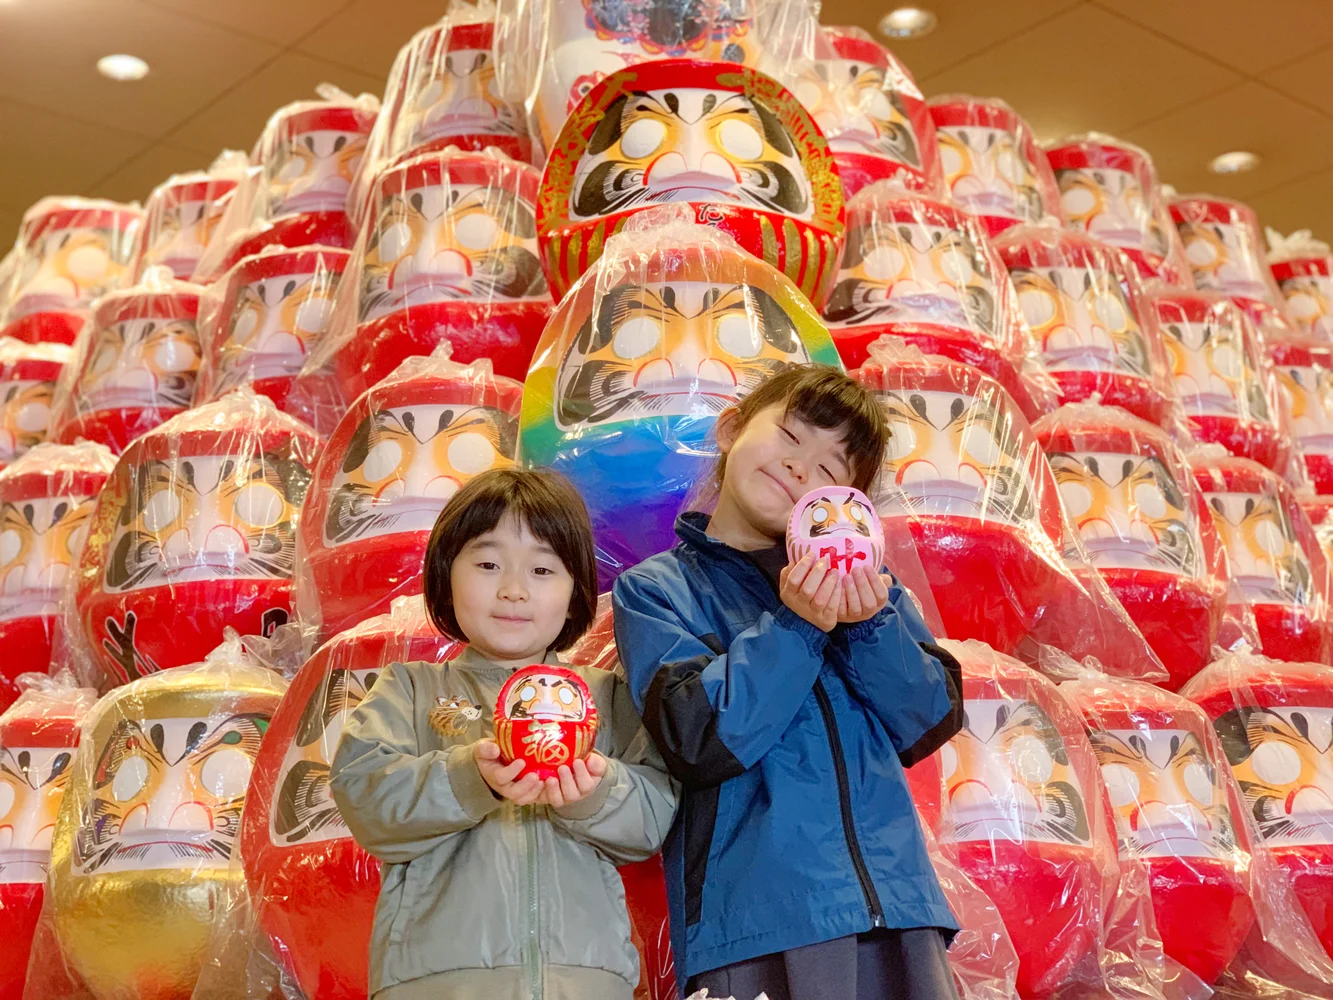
[1,0,1331,248]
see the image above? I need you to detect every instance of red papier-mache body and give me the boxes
[996,226,1175,425]
[1191,453,1333,664]
[0,338,72,472]
[0,442,114,699]
[494,665,599,782]
[1268,231,1333,342]
[1270,337,1333,493]
[1170,195,1280,307]
[537,58,846,309]
[72,392,319,685]
[0,684,92,1000]
[1035,405,1229,691]
[1155,291,1289,470]
[1044,135,1190,290]
[929,95,1061,239]
[298,351,523,640]
[241,600,461,1000]
[1066,677,1255,985]
[1184,657,1333,963]
[53,278,203,454]
[910,641,1116,1000]
[825,187,1046,420]
[328,151,551,399]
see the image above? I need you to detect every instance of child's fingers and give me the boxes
[584,753,608,778]
[799,559,830,598]
[785,554,815,589]
[570,758,600,794]
[542,776,563,808]
[854,567,880,610]
[813,567,841,608]
[557,764,582,802]
[871,571,891,602]
[473,739,501,761]
[495,757,527,785]
[842,573,863,619]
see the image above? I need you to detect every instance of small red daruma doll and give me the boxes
[0,338,72,471]
[494,665,599,782]
[1269,337,1333,493]
[1170,195,1279,306]
[786,486,884,575]
[1267,228,1333,342]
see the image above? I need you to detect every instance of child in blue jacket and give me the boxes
[612,365,965,1000]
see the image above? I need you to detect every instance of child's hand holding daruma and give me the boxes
[779,555,842,632]
[837,565,891,624]
[473,738,545,805]
[539,754,608,809]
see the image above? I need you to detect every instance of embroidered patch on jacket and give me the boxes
[429,695,484,737]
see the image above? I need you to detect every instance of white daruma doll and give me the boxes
[786,486,884,575]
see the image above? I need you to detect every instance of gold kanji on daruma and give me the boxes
[493,665,599,781]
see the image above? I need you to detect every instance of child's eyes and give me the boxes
[781,425,799,444]
[476,561,500,571]
[818,464,835,482]
[532,566,555,576]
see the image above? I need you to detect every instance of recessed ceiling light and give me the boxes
[97,54,149,82]
[1209,150,1260,175]
[879,7,937,39]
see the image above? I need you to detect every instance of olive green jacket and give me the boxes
[329,647,678,1000]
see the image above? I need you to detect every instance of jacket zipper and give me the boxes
[812,678,885,928]
[525,807,542,1000]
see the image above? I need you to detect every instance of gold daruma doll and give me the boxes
[44,650,286,1000]
[493,665,598,782]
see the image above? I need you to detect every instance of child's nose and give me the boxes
[783,457,807,483]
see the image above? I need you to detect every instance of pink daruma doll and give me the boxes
[493,665,599,782]
[786,486,885,575]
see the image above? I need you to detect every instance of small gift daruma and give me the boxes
[1170,195,1279,305]
[786,486,884,574]
[0,338,72,470]
[1267,229,1333,342]
[1269,337,1333,493]
[494,665,599,782]
[131,165,241,282]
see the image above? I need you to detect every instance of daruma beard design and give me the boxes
[554,280,809,428]
[0,493,96,623]
[570,87,814,220]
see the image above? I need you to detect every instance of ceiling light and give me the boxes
[1209,150,1260,175]
[97,54,150,82]
[879,7,937,39]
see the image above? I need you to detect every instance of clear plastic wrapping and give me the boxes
[1271,336,1333,493]
[0,672,96,1000]
[0,442,115,698]
[1155,291,1290,471]
[1044,134,1192,291]
[853,338,1164,680]
[63,388,318,688]
[0,198,142,346]
[49,268,204,454]
[995,224,1177,425]
[928,94,1062,238]
[195,245,350,422]
[0,338,74,470]
[1190,449,1333,664]
[308,147,550,414]
[535,57,846,308]
[1033,401,1230,690]
[1170,196,1280,306]
[21,635,287,1000]
[295,346,523,641]
[517,208,842,590]
[129,153,248,282]
[824,183,1055,420]
[1266,228,1333,343]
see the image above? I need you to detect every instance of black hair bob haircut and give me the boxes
[422,467,598,652]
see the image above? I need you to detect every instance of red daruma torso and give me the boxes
[1184,659,1333,962]
[909,641,1115,1000]
[1066,679,1255,985]
[1035,407,1229,691]
[241,604,461,1000]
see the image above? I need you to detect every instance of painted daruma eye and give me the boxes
[718,119,763,159]
[621,118,666,159]
[716,313,761,358]
[447,433,497,475]
[558,687,575,705]
[141,490,181,533]
[519,685,536,702]
[378,222,413,261]
[454,213,498,251]
[811,506,829,524]
[849,504,865,521]
[612,317,661,360]
[111,755,149,802]
[233,482,285,528]
[362,440,403,483]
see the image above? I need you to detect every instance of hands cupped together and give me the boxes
[779,556,891,632]
[472,738,608,808]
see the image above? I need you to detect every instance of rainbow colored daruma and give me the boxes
[494,665,599,782]
[786,486,883,573]
[537,59,845,308]
[517,222,842,589]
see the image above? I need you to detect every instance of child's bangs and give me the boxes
[782,376,887,491]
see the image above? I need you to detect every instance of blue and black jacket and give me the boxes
[612,512,964,979]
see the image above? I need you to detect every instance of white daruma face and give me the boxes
[785,486,884,574]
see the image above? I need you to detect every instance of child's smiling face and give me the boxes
[450,513,575,666]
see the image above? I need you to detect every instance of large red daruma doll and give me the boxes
[1267,228,1333,342]
[0,679,95,1000]
[1155,292,1289,470]
[824,187,1045,418]
[1183,655,1333,963]
[537,58,846,308]
[1171,195,1280,307]
[1190,452,1333,664]
[0,442,114,698]
[911,639,1116,1000]
[322,150,551,401]
[0,338,72,471]
[928,94,1061,238]
[298,350,522,640]
[0,198,141,347]
[131,165,241,281]
[71,391,318,684]
[196,246,349,416]
[1044,134,1190,290]
[1065,675,1255,985]
[996,226,1175,425]
[241,598,461,1000]
[1035,404,1229,691]
[1269,337,1333,493]
[52,273,203,454]
[788,25,942,200]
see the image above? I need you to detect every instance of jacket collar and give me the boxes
[674,511,784,602]
[451,645,563,674]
